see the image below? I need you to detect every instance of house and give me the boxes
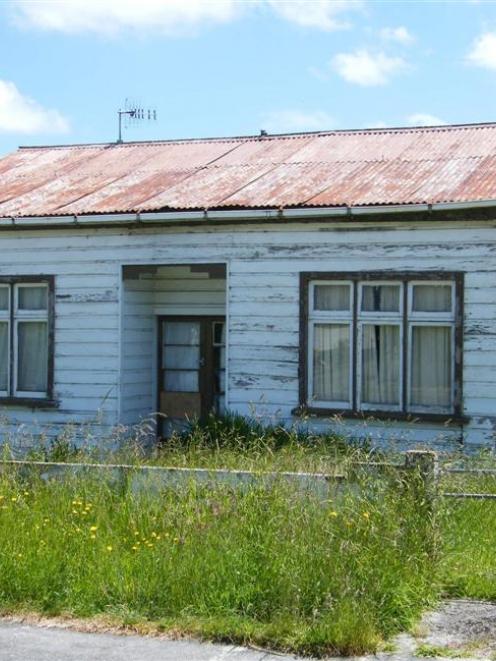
[0,122,495,451]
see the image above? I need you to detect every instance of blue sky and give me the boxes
[2,1,496,155]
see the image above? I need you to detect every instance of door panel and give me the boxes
[159,317,225,437]
[160,392,202,419]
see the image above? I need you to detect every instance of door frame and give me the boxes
[156,315,225,424]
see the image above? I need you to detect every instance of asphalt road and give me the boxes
[0,621,303,661]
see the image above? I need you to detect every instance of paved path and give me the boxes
[0,620,304,661]
[1,600,493,660]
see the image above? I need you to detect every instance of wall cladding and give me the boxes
[0,220,493,450]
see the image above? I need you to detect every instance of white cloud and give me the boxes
[0,81,69,134]
[11,0,363,36]
[379,26,414,45]
[267,0,363,31]
[467,32,496,70]
[261,109,335,133]
[407,113,446,127]
[331,49,407,86]
[11,0,244,36]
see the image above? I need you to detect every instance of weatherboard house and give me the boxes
[0,122,495,451]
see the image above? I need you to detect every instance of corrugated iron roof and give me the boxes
[2,122,496,218]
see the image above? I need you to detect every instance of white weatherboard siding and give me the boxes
[0,220,494,450]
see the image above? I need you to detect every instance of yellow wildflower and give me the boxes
[363,511,370,520]
[90,534,96,540]
[11,497,17,502]
[106,545,113,552]
[329,511,338,518]
[90,526,98,532]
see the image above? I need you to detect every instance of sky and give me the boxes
[2,0,496,155]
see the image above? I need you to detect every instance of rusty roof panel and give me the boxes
[2,123,496,218]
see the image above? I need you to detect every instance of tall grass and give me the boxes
[0,464,437,657]
[19,414,380,474]
[439,471,496,601]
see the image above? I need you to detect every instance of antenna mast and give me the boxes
[117,99,157,143]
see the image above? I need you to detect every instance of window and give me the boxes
[0,278,53,402]
[300,273,463,419]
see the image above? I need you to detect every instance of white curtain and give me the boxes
[0,323,7,391]
[313,324,350,402]
[362,285,400,312]
[314,285,350,311]
[411,326,451,408]
[412,285,451,312]
[18,286,47,311]
[361,324,400,405]
[0,287,8,311]
[17,322,47,392]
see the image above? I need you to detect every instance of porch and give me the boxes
[120,264,227,436]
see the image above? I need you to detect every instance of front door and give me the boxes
[158,317,225,436]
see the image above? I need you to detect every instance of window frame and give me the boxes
[0,276,55,407]
[299,271,465,423]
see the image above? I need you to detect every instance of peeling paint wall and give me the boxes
[0,220,493,451]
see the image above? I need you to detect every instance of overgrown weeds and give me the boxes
[0,462,436,657]
[1,417,496,655]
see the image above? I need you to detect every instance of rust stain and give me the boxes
[0,123,496,217]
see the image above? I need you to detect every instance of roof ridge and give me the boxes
[16,120,496,151]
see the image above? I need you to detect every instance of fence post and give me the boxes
[404,450,438,505]
[404,450,439,557]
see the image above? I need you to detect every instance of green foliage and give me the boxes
[0,464,436,657]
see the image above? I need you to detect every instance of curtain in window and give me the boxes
[411,326,451,408]
[361,324,400,405]
[412,285,451,312]
[313,324,350,402]
[17,322,47,392]
[0,288,8,310]
[362,285,400,312]
[18,286,47,310]
[0,323,7,391]
[314,285,350,311]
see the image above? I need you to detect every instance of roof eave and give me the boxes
[1,199,496,228]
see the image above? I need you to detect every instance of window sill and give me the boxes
[0,397,58,410]
[292,405,469,426]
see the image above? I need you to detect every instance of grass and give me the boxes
[0,455,437,657]
[440,499,496,601]
[0,416,496,656]
[17,414,381,473]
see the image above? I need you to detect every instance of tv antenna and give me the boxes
[117,98,157,143]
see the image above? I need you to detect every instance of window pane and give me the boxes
[163,345,200,370]
[312,324,350,402]
[17,322,48,392]
[164,321,200,345]
[18,286,48,311]
[361,325,400,406]
[361,285,400,312]
[0,322,7,391]
[411,326,452,409]
[0,287,8,311]
[314,284,351,312]
[164,370,198,392]
[213,322,225,345]
[412,285,452,312]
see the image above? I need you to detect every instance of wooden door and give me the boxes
[158,317,225,436]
